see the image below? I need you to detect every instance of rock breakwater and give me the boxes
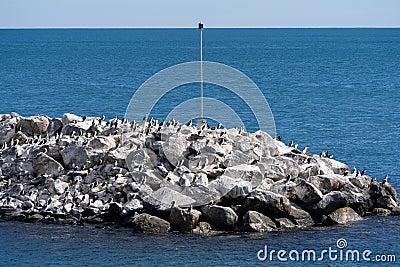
[0,113,398,233]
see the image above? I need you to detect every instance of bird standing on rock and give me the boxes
[382,174,388,185]
[361,168,366,176]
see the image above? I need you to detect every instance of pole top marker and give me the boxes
[198,22,204,30]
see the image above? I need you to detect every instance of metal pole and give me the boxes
[199,22,204,120]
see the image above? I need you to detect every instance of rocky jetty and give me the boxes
[0,112,398,234]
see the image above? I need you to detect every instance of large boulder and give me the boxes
[324,207,362,225]
[243,211,277,232]
[132,213,170,233]
[253,130,279,157]
[223,150,253,167]
[17,115,49,136]
[311,191,349,215]
[35,152,64,176]
[142,187,195,211]
[61,142,90,168]
[47,118,63,137]
[201,205,238,231]
[169,206,201,232]
[223,164,263,187]
[288,205,314,227]
[293,180,323,206]
[243,190,291,217]
[161,134,188,167]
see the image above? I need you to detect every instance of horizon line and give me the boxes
[0,26,399,30]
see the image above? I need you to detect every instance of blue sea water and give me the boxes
[0,28,399,266]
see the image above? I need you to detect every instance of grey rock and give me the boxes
[143,187,195,210]
[293,180,323,206]
[275,218,296,229]
[61,142,89,168]
[325,207,362,225]
[311,191,349,215]
[288,205,314,227]
[35,152,64,176]
[243,211,277,232]
[244,190,291,217]
[223,150,253,167]
[223,164,263,187]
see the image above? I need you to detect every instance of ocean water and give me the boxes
[0,28,399,266]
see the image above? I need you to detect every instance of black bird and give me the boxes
[285,174,291,183]
[361,168,366,176]
[344,170,349,176]
[288,141,293,147]
[82,116,87,121]
[277,135,282,141]
[382,174,388,185]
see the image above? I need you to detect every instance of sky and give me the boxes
[0,0,399,28]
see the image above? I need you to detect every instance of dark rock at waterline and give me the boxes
[201,205,238,231]
[323,207,362,225]
[243,190,291,218]
[242,211,277,232]
[132,213,170,234]
[169,206,201,232]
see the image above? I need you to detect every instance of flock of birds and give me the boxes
[276,135,390,186]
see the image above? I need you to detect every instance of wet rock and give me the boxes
[243,211,277,232]
[324,207,362,225]
[390,206,400,216]
[108,202,123,217]
[132,213,170,233]
[169,206,201,232]
[201,205,238,231]
[193,221,212,234]
[243,190,291,217]
[372,208,391,216]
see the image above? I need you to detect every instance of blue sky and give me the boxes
[1,0,399,28]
